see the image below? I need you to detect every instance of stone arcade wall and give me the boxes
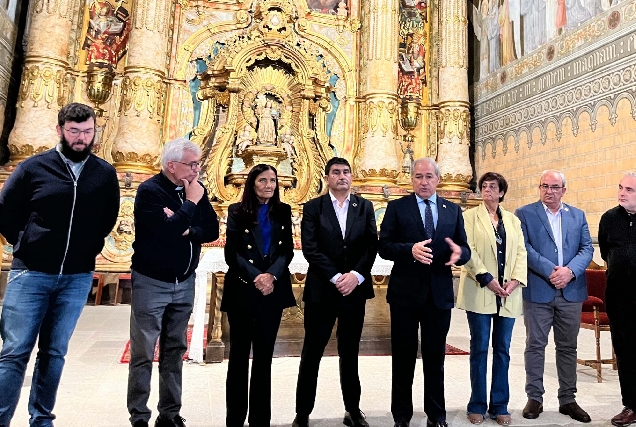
[471,2,636,239]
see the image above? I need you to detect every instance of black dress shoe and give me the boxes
[522,399,543,419]
[155,415,186,427]
[394,422,409,427]
[292,414,309,427]
[426,420,448,427]
[559,402,591,423]
[344,411,369,427]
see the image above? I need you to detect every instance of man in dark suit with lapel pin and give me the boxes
[379,157,470,427]
[515,170,593,423]
[292,157,379,427]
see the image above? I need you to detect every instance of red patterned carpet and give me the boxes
[120,327,468,363]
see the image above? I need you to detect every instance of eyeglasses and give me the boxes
[539,184,564,192]
[173,161,201,171]
[64,127,95,137]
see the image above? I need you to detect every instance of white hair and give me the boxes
[540,169,566,187]
[161,138,202,171]
[411,157,440,177]
[624,172,636,179]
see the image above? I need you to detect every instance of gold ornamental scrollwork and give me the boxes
[8,144,50,158]
[102,197,135,263]
[440,173,472,185]
[118,75,167,120]
[437,107,469,143]
[134,0,169,33]
[362,100,399,138]
[17,63,70,109]
[112,152,159,174]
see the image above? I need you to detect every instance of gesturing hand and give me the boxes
[445,237,462,266]
[412,239,433,264]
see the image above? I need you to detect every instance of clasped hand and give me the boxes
[335,272,359,296]
[254,273,275,295]
[549,265,572,289]
[412,237,463,266]
[486,279,519,298]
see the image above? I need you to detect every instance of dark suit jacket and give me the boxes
[301,193,379,304]
[515,201,593,303]
[379,193,470,309]
[221,202,296,312]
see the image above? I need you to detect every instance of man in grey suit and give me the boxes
[515,170,593,423]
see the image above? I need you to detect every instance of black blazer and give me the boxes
[379,193,470,309]
[220,202,296,312]
[301,193,379,304]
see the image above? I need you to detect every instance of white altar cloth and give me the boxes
[188,248,394,362]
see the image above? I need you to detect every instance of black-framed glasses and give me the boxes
[173,161,201,171]
[64,127,95,137]
[539,184,564,192]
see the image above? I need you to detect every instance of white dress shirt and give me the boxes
[329,192,365,286]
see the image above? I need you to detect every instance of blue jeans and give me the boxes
[466,311,515,418]
[0,270,93,427]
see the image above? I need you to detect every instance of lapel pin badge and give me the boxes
[443,204,447,208]
[352,203,357,207]
[564,207,569,212]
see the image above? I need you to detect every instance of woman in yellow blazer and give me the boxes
[457,172,527,426]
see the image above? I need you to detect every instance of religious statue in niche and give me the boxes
[307,0,345,14]
[83,0,131,69]
[255,95,280,145]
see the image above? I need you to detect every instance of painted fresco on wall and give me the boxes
[398,0,428,98]
[82,0,131,70]
[469,0,627,81]
[306,0,347,15]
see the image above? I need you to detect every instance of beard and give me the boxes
[60,134,95,163]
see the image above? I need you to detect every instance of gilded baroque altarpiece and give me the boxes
[0,0,477,272]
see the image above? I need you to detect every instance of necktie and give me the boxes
[424,199,435,239]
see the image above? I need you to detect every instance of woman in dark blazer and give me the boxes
[221,163,296,427]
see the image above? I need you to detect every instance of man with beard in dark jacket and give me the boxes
[0,102,120,427]
[127,138,219,427]
[598,172,636,427]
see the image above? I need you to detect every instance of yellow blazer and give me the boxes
[457,202,528,318]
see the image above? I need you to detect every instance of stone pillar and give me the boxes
[110,0,171,174]
[436,0,472,190]
[357,0,400,185]
[6,0,77,165]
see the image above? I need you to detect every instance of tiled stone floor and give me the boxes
[0,305,622,426]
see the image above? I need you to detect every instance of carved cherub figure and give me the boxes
[235,124,255,156]
[279,128,297,160]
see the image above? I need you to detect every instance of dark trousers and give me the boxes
[127,271,195,425]
[390,296,451,424]
[607,295,636,410]
[226,305,283,427]
[295,299,366,416]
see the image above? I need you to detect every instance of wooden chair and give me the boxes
[576,267,616,382]
[93,273,106,306]
[94,272,131,306]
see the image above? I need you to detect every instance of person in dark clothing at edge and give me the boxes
[0,102,120,427]
[127,138,219,427]
[598,172,636,427]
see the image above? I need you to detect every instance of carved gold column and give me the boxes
[436,0,472,190]
[5,0,77,165]
[357,0,400,184]
[110,0,171,173]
